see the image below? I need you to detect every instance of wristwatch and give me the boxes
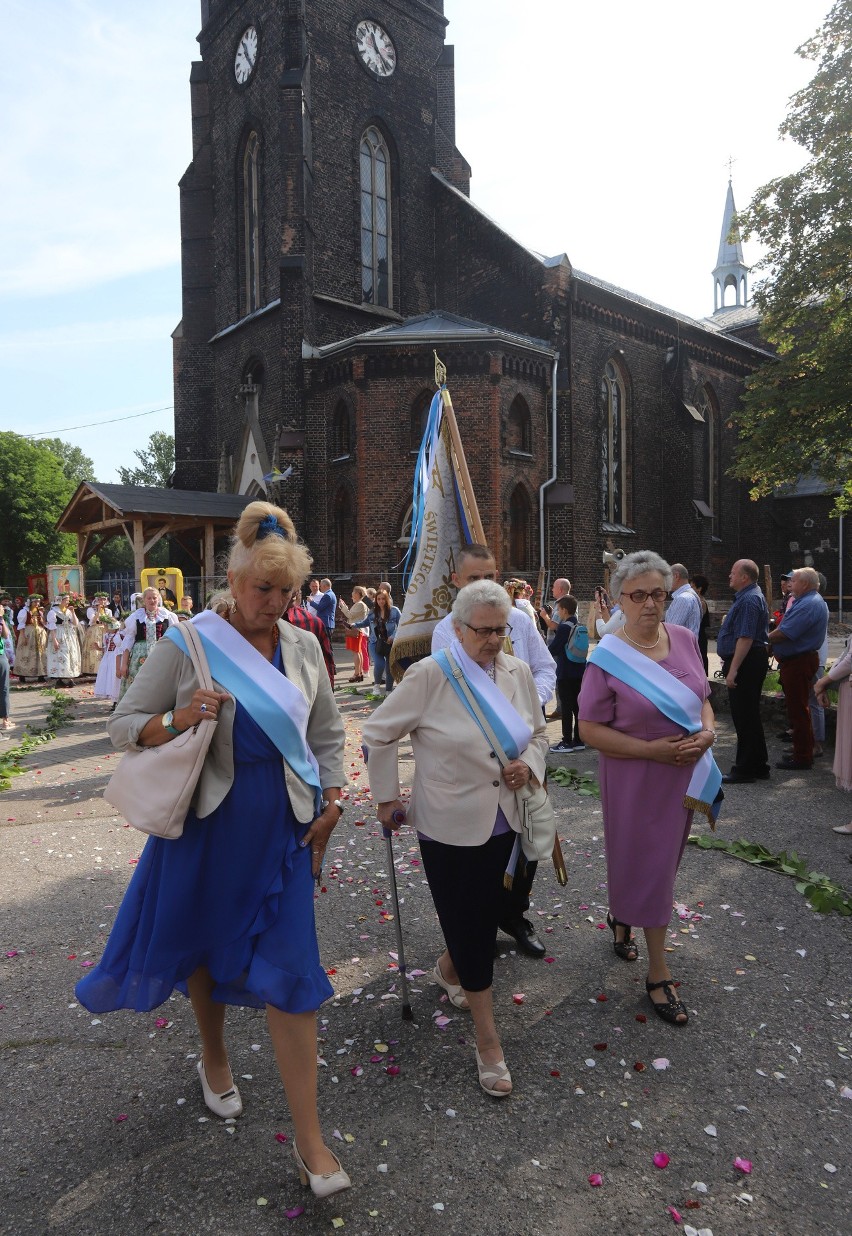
[162,710,184,737]
[322,798,345,814]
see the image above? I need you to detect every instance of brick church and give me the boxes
[172,0,846,602]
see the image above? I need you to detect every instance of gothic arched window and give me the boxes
[331,400,351,459]
[507,395,532,454]
[240,131,261,314]
[600,359,629,525]
[696,384,722,536]
[360,127,392,307]
[332,488,354,573]
[508,485,532,571]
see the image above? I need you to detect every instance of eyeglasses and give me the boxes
[463,622,508,639]
[622,588,669,604]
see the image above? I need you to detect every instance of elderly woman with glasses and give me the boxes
[362,580,548,1098]
[578,551,721,1027]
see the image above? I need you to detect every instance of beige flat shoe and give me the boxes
[832,822,852,834]
[475,1048,512,1097]
[293,1144,351,1198]
[432,959,470,1010]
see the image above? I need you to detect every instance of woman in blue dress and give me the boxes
[76,501,351,1199]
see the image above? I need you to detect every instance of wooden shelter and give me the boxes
[56,483,253,591]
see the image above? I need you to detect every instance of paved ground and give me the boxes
[1,663,850,1236]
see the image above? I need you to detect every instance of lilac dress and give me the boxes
[578,624,710,928]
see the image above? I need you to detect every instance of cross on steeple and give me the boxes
[724,154,737,181]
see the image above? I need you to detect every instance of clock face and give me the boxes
[355,19,397,78]
[234,26,258,85]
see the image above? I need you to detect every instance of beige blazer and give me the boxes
[361,653,548,846]
[108,619,345,823]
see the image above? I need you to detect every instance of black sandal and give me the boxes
[606,912,638,961]
[645,978,688,1026]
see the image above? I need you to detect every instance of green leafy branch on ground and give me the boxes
[688,835,851,916]
[547,765,600,797]
[0,690,75,792]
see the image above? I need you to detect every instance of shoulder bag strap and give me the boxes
[179,621,215,693]
[444,649,512,769]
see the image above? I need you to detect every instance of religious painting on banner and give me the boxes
[27,574,49,601]
[140,567,184,610]
[47,565,84,599]
[389,370,485,682]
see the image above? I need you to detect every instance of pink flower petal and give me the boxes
[667,1205,682,1223]
[733,1156,753,1174]
[275,1132,288,1143]
[653,1152,670,1169]
[114,1114,128,1123]
[587,1173,603,1187]
[512,993,525,1004]
[285,1205,305,1219]
[652,1057,670,1070]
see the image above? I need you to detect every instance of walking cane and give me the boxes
[383,810,414,1021]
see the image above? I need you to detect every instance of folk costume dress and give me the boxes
[15,605,47,679]
[82,605,116,676]
[118,607,177,699]
[578,624,720,928]
[45,605,82,681]
[76,612,338,1017]
[93,625,123,701]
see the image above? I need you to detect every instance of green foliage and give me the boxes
[0,689,74,791]
[732,0,852,514]
[0,433,78,583]
[546,764,600,796]
[688,834,852,916]
[117,431,175,488]
[39,439,95,487]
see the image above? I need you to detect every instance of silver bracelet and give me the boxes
[703,728,717,744]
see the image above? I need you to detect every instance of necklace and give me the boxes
[622,626,661,651]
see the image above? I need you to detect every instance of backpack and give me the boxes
[563,619,589,664]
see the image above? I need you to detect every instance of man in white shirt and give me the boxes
[665,564,702,638]
[431,544,555,959]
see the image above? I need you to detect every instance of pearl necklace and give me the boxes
[622,626,662,651]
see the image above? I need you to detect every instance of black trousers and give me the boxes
[557,677,582,745]
[419,831,516,991]
[724,646,769,775]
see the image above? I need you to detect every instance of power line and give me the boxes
[24,405,174,439]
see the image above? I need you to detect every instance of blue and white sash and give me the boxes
[589,633,723,827]
[165,611,322,805]
[434,640,533,758]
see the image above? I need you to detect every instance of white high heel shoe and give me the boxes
[197,1058,243,1119]
[293,1144,352,1198]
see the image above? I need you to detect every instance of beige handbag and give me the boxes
[104,622,217,840]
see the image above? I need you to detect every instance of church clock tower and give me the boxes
[173,0,468,539]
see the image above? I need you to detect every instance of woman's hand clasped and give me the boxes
[302,798,344,879]
[648,733,713,767]
[502,759,531,790]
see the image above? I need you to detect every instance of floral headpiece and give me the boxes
[257,514,287,541]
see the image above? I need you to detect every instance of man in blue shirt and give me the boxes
[313,578,337,633]
[665,564,702,637]
[717,559,770,784]
[768,567,829,769]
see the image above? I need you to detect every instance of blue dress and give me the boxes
[76,650,333,1015]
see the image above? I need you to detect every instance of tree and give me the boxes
[732,0,852,513]
[117,431,175,488]
[40,438,96,487]
[0,433,78,583]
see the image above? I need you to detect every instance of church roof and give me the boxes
[306,310,555,359]
[704,304,761,332]
[572,270,771,356]
[715,180,745,270]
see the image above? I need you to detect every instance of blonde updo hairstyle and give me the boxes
[212,501,312,611]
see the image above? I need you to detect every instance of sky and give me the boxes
[0,0,831,483]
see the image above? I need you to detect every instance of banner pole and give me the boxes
[434,351,486,545]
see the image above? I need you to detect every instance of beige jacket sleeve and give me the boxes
[108,621,345,823]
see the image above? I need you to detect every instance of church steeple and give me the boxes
[712,179,748,314]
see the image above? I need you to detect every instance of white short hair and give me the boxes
[452,580,512,630]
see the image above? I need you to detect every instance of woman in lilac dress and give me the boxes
[578,552,718,1026]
